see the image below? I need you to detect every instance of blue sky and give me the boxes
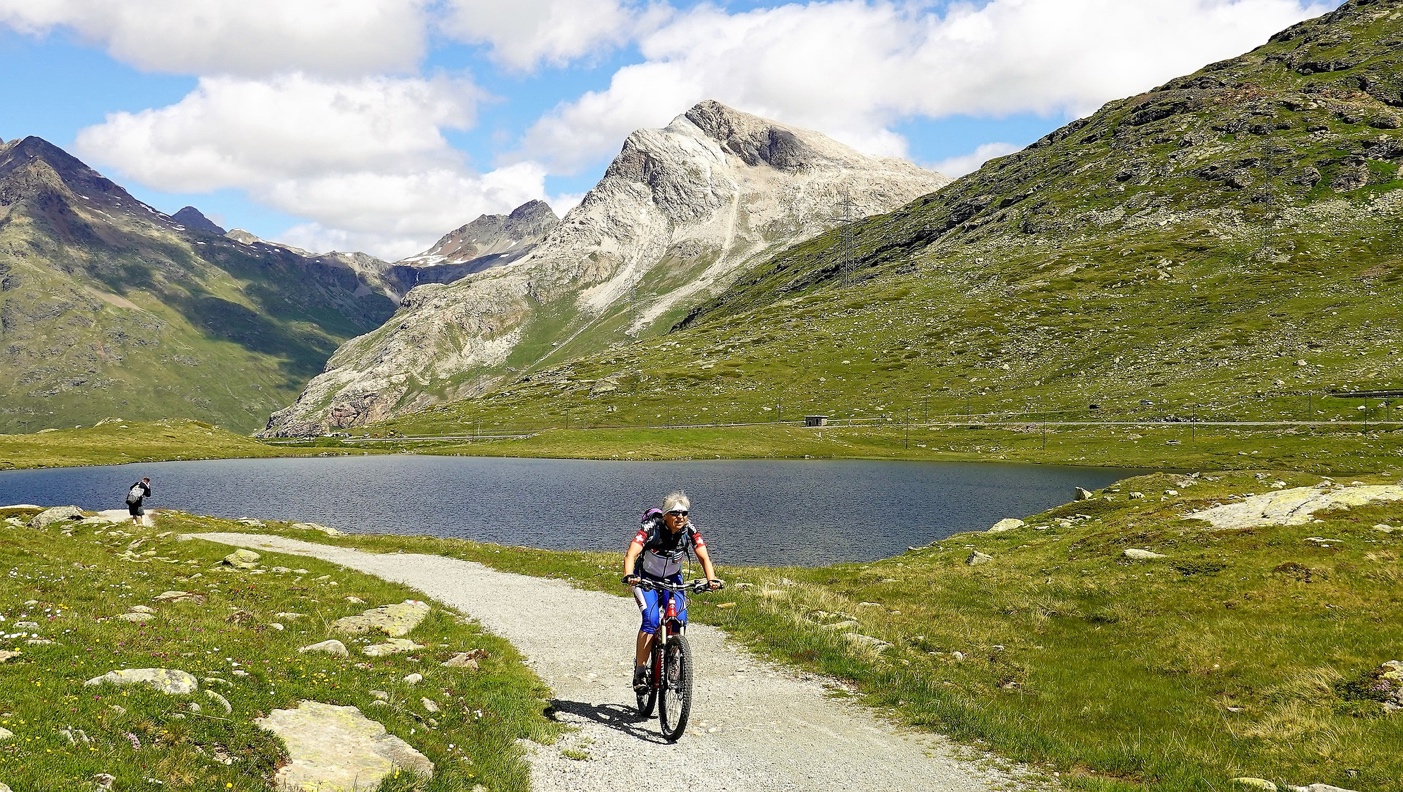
[0,0,1339,259]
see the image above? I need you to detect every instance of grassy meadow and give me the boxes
[0,419,344,471]
[0,506,561,791]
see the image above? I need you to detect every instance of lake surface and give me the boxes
[0,456,1139,566]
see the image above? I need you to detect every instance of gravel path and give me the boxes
[192,533,1020,792]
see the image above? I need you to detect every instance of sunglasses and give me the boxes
[666,510,689,517]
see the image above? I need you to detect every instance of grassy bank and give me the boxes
[0,420,339,470]
[2,417,1400,478]
[248,471,1403,792]
[0,506,560,791]
[341,422,1403,476]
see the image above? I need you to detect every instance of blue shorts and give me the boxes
[633,575,686,635]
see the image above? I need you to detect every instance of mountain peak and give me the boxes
[679,100,858,171]
[171,206,225,236]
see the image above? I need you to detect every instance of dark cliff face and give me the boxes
[684,100,818,171]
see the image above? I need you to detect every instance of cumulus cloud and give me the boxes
[516,0,1334,172]
[931,142,1024,178]
[75,74,547,259]
[440,0,667,70]
[0,0,428,76]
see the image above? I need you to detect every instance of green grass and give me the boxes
[239,471,1403,792]
[0,420,345,470]
[0,506,561,791]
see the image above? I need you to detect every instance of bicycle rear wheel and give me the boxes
[658,634,694,741]
[636,648,658,717]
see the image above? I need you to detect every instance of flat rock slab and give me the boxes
[256,700,432,791]
[30,506,84,529]
[332,600,430,638]
[299,640,349,657]
[363,639,423,657]
[85,668,198,695]
[192,532,1019,792]
[1187,484,1403,529]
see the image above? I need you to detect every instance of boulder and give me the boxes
[206,690,232,714]
[1124,549,1166,560]
[1289,786,1360,792]
[363,639,424,657]
[299,640,349,657]
[84,668,198,695]
[403,673,423,685]
[117,612,155,623]
[332,600,430,638]
[293,522,343,537]
[966,551,993,566]
[153,591,203,604]
[987,518,1025,534]
[1232,780,1277,792]
[256,701,433,790]
[0,728,12,741]
[1074,487,1094,501]
[30,506,85,530]
[442,650,487,669]
[222,549,260,569]
[0,651,20,663]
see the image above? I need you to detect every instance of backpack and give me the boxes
[126,483,145,505]
[635,510,698,578]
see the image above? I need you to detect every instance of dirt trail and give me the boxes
[192,533,1020,792]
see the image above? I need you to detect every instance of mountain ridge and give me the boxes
[0,136,397,433]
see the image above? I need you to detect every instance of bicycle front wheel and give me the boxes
[658,634,694,741]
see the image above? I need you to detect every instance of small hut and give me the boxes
[804,415,829,427]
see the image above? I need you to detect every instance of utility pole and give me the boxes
[836,194,858,275]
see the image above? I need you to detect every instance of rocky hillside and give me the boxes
[377,0,1403,438]
[261,101,947,436]
[382,200,559,298]
[0,137,397,433]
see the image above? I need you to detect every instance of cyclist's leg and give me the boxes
[635,585,661,667]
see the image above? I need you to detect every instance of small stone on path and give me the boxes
[299,640,349,657]
[85,668,198,695]
[256,700,433,790]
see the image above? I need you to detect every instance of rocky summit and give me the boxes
[381,199,560,298]
[0,137,396,433]
[261,101,947,435]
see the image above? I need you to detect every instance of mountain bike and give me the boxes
[625,576,723,741]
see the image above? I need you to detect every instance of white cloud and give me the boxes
[440,0,667,70]
[75,74,547,259]
[0,0,428,76]
[516,0,1334,172]
[931,141,1023,178]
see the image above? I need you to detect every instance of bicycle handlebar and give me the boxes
[622,576,724,593]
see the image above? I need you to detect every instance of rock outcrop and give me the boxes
[1186,484,1403,529]
[261,101,947,435]
[256,701,433,790]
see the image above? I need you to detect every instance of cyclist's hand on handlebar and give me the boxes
[708,578,724,590]
[622,575,641,586]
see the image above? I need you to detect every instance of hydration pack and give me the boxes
[126,484,145,505]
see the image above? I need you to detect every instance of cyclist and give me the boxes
[623,491,720,692]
